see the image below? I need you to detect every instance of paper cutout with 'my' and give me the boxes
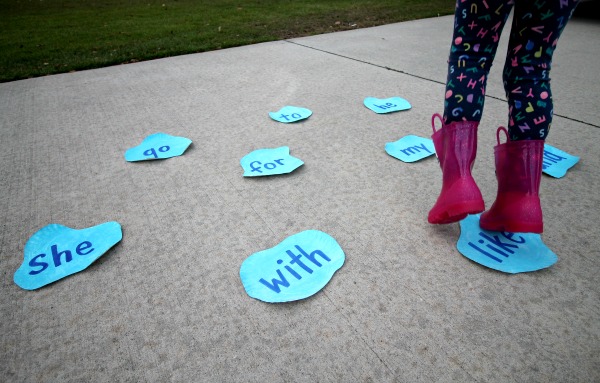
[457,214,557,274]
[269,106,312,123]
[364,97,411,114]
[240,230,345,303]
[385,135,435,163]
[241,146,304,177]
[14,222,123,290]
[542,144,579,178]
[125,133,192,162]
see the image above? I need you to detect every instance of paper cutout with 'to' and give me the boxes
[457,214,557,274]
[385,135,435,163]
[240,230,345,303]
[364,97,411,114]
[240,146,304,177]
[269,106,312,123]
[14,222,123,290]
[125,133,192,162]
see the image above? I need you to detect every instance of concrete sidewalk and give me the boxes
[1,14,599,383]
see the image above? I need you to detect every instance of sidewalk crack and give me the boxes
[285,40,600,129]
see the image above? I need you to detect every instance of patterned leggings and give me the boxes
[443,0,579,141]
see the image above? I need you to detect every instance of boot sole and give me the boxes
[479,219,543,234]
[428,200,485,224]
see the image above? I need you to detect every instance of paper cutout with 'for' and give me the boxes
[364,97,411,114]
[385,135,435,163]
[240,230,345,303]
[269,106,312,123]
[14,222,123,290]
[457,214,557,274]
[241,146,304,177]
[125,133,192,162]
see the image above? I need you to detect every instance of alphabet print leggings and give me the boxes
[443,0,580,141]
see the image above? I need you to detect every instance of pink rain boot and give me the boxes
[428,114,485,224]
[479,127,544,233]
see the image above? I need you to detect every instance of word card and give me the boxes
[14,222,123,290]
[240,230,345,303]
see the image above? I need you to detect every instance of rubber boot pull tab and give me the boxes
[432,113,444,134]
[496,126,508,145]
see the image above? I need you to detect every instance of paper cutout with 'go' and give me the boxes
[14,222,123,290]
[241,146,304,177]
[269,106,312,123]
[385,135,435,163]
[457,214,557,274]
[542,144,579,178]
[125,133,192,162]
[240,230,345,303]
[364,97,411,114]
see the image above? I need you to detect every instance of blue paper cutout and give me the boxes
[240,230,345,303]
[14,222,123,290]
[457,214,557,274]
[269,106,312,123]
[241,146,304,177]
[542,144,579,178]
[125,133,192,162]
[364,97,411,114]
[385,135,435,162]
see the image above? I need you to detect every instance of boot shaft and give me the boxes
[431,115,479,181]
[428,114,484,224]
[494,136,544,196]
[479,127,545,233]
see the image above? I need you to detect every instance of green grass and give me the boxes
[0,0,454,82]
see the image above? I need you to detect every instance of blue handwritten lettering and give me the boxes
[375,102,397,110]
[258,245,331,293]
[28,241,96,275]
[143,145,170,158]
[467,231,526,263]
[542,150,566,170]
[400,143,432,156]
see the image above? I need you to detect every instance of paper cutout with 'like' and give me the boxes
[125,133,192,162]
[457,214,557,274]
[385,135,435,163]
[240,230,345,303]
[14,222,123,290]
[241,146,304,177]
[269,106,312,123]
[364,97,411,114]
[542,144,579,178]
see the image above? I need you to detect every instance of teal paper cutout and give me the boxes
[269,106,312,123]
[241,146,304,177]
[125,133,192,162]
[364,97,411,114]
[542,144,579,178]
[457,214,557,274]
[385,135,435,162]
[14,222,123,290]
[240,230,345,303]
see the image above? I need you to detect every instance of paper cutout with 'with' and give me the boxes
[364,97,411,114]
[14,222,123,290]
[269,106,312,123]
[385,135,435,162]
[241,146,304,177]
[457,214,557,274]
[542,144,579,178]
[240,230,345,303]
[125,133,192,162]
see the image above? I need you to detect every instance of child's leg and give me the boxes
[503,0,580,141]
[444,0,514,123]
[480,0,580,233]
[430,0,515,224]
